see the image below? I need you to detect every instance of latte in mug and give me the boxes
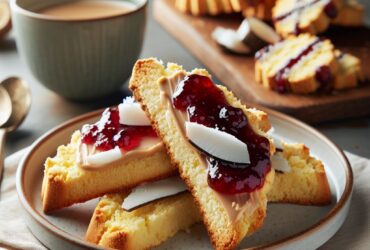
[38,0,136,20]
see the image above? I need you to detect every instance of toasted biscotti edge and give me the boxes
[268,143,331,205]
[86,193,201,250]
[242,0,275,20]
[129,57,275,250]
[85,194,128,246]
[41,131,176,213]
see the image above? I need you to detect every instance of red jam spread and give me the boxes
[323,1,338,18]
[81,107,156,151]
[172,74,271,194]
[315,65,333,91]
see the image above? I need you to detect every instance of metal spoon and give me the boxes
[0,77,31,183]
[0,85,11,127]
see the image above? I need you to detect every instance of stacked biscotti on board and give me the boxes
[173,0,365,94]
[175,0,277,20]
[174,0,364,26]
[255,34,363,94]
[42,58,332,249]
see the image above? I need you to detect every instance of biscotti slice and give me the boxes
[333,50,363,90]
[242,0,276,20]
[332,0,364,26]
[86,192,200,250]
[175,0,239,16]
[190,0,208,16]
[267,142,331,204]
[255,34,337,94]
[220,0,234,14]
[175,0,191,13]
[230,0,247,12]
[206,0,224,15]
[86,141,330,249]
[273,0,342,37]
[41,100,176,213]
[130,58,275,249]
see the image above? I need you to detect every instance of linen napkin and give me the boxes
[0,149,369,250]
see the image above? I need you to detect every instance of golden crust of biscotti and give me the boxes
[242,0,276,20]
[86,193,201,250]
[41,131,176,213]
[273,0,342,37]
[175,0,191,13]
[190,0,208,15]
[85,194,129,246]
[229,0,247,12]
[268,143,331,205]
[129,58,274,250]
[333,50,363,90]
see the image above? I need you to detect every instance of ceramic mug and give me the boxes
[11,0,147,100]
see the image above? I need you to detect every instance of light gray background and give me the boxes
[0,1,369,158]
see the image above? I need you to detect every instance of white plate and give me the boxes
[16,107,353,250]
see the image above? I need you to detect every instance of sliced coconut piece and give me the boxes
[212,27,251,55]
[0,0,11,39]
[118,98,151,126]
[274,138,284,151]
[271,152,291,173]
[185,121,250,164]
[122,176,188,211]
[86,146,122,167]
[266,129,284,150]
[237,18,280,53]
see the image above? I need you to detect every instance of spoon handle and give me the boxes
[0,129,6,185]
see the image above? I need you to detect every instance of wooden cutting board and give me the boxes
[153,0,370,123]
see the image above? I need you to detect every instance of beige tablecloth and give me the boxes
[0,148,369,250]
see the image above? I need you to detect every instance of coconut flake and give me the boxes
[185,122,250,164]
[122,176,188,211]
[212,27,251,54]
[271,153,291,173]
[86,147,122,166]
[238,18,280,50]
[118,97,150,126]
[212,18,279,55]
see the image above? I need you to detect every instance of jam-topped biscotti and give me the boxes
[255,34,363,94]
[86,141,331,249]
[272,0,342,37]
[41,98,176,212]
[130,58,276,249]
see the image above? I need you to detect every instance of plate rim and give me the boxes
[16,106,353,249]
